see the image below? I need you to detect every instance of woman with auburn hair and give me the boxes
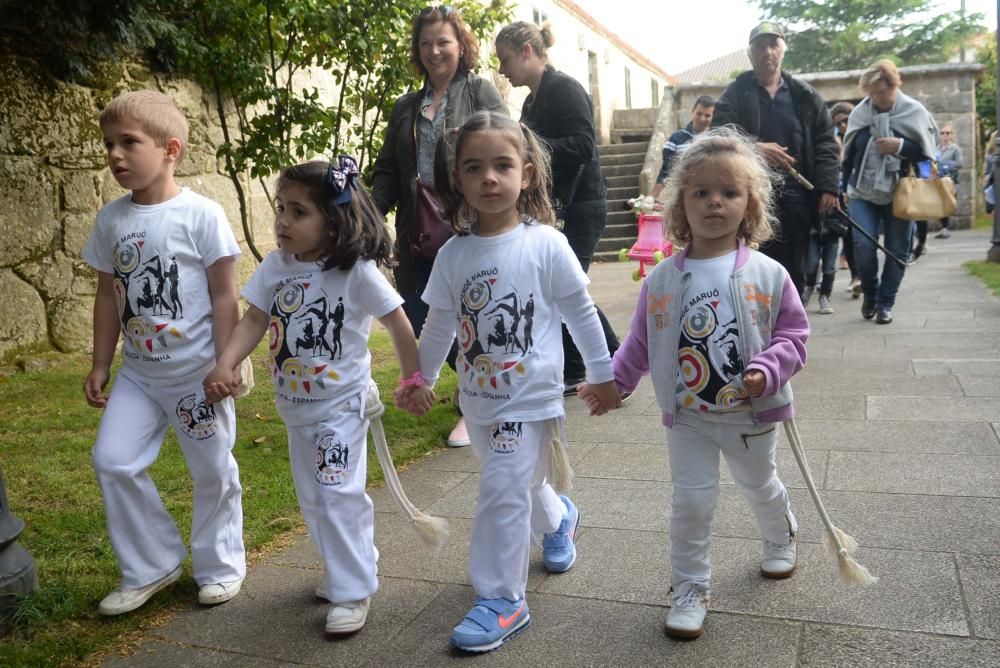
[372,5,507,447]
[841,59,937,325]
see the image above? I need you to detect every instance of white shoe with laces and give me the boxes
[198,577,244,605]
[98,565,182,616]
[761,538,797,578]
[325,598,370,634]
[818,295,834,314]
[664,582,709,639]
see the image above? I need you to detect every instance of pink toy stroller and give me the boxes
[619,212,673,281]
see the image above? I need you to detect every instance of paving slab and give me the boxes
[798,625,1000,667]
[825,451,1000,496]
[787,418,1000,454]
[957,554,1000,640]
[914,359,1000,377]
[868,395,1000,422]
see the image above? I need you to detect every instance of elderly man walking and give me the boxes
[712,22,840,295]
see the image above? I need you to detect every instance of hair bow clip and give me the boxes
[326,160,355,205]
[338,154,360,179]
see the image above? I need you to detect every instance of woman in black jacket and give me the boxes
[495,21,619,394]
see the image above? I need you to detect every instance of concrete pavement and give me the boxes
[105,229,1000,666]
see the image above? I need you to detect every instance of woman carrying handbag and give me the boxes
[841,60,937,325]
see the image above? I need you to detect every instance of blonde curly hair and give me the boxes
[660,126,781,248]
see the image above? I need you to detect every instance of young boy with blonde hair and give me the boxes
[82,89,247,615]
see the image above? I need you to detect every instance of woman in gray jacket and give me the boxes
[372,5,506,446]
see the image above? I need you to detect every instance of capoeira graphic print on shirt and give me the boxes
[457,268,534,396]
[113,237,185,359]
[676,288,749,412]
[268,280,346,401]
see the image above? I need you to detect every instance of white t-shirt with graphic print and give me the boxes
[242,252,402,426]
[422,222,590,425]
[675,250,752,415]
[82,189,241,386]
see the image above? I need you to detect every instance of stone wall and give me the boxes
[642,63,984,228]
[0,57,273,357]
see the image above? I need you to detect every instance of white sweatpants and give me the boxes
[666,410,797,592]
[286,390,378,604]
[467,420,566,601]
[92,368,245,589]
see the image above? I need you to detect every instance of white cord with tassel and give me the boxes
[364,384,449,552]
[546,418,575,494]
[782,418,877,586]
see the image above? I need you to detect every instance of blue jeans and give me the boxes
[806,228,840,296]
[848,198,912,310]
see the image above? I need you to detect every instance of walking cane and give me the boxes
[364,384,449,552]
[782,418,877,586]
[788,169,908,269]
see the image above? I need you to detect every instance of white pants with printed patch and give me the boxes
[666,410,797,592]
[92,368,245,589]
[286,391,378,604]
[467,420,566,601]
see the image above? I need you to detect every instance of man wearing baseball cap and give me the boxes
[712,21,840,296]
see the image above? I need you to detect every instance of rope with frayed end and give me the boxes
[364,385,448,552]
[546,418,574,494]
[783,418,877,586]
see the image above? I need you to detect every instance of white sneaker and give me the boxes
[761,538,797,579]
[198,577,244,605]
[935,228,951,239]
[664,583,709,639]
[447,417,471,447]
[325,598,370,634]
[818,295,834,315]
[98,565,182,616]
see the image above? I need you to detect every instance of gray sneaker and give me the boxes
[818,295,834,314]
[800,286,814,307]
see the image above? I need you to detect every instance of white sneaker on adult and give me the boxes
[98,565,182,616]
[818,295,834,315]
[447,417,471,447]
[664,583,709,639]
[761,538,797,578]
[325,598,370,634]
[198,577,245,605]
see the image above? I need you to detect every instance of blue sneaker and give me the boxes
[450,597,530,652]
[542,496,580,572]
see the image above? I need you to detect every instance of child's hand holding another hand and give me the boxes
[742,369,766,398]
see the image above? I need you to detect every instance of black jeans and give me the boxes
[759,194,813,295]
[401,255,458,371]
[560,198,620,383]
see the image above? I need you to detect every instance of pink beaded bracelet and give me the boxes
[399,371,425,387]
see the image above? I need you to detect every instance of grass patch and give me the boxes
[0,334,457,666]
[974,212,996,229]
[966,259,1000,298]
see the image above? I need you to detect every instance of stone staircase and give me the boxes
[594,107,657,262]
[595,142,648,262]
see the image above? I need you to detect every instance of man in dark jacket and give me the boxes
[712,21,840,294]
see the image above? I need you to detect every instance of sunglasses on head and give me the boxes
[420,5,453,16]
